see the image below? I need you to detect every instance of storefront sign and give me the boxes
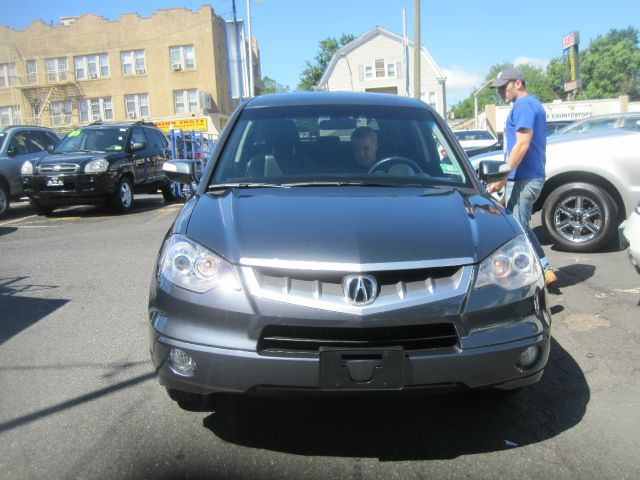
[153,117,208,132]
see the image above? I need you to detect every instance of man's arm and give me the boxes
[487,128,533,193]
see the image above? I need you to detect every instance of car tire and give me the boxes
[161,182,181,202]
[110,176,134,213]
[0,182,9,217]
[28,198,54,216]
[166,388,210,411]
[542,182,618,253]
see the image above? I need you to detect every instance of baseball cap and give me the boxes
[491,68,524,87]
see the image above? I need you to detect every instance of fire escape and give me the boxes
[8,41,85,129]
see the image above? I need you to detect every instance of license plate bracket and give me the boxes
[319,346,404,390]
[46,177,63,187]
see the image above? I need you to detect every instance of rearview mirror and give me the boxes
[478,160,511,183]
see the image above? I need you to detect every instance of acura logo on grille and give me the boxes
[53,165,61,171]
[342,274,378,306]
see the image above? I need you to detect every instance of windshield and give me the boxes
[454,130,494,141]
[55,127,128,153]
[212,105,470,188]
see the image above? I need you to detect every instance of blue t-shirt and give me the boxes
[504,95,546,180]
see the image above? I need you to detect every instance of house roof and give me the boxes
[317,26,446,89]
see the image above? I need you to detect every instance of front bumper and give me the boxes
[149,310,551,395]
[22,172,118,204]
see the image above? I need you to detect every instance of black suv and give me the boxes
[21,121,178,214]
[0,125,61,216]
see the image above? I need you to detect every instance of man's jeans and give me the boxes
[505,178,550,270]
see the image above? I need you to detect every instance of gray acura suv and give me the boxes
[149,92,551,409]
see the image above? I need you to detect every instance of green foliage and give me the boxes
[298,33,355,91]
[451,27,640,117]
[262,76,290,94]
[576,27,640,100]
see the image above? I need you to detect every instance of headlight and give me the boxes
[475,234,541,290]
[158,234,241,293]
[21,161,34,175]
[84,158,109,173]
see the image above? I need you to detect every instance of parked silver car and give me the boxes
[470,128,640,252]
[556,112,640,135]
[622,203,640,275]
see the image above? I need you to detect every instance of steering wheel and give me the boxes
[367,156,423,175]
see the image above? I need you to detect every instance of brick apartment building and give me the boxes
[0,5,258,137]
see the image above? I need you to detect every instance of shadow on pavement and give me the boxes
[0,226,17,237]
[0,277,69,345]
[199,337,588,461]
[41,195,181,219]
[555,264,595,289]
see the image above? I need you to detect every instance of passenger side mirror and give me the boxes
[163,160,197,185]
[130,142,146,152]
[7,146,16,157]
[478,160,511,183]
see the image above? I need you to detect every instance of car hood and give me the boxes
[34,151,117,167]
[182,186,518,267]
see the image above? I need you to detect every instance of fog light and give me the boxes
[168,348,196,376]
[517,346,539,369]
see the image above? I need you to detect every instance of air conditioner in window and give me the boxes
[88,73,98,79]
[92,115,102,122]
[171,63,183,71]
[128,113,138,119]
[136,68,146,75]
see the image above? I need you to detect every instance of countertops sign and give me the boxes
[154,117,208,132]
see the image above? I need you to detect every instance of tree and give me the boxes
[577,27,640,100]
[450,63,509,118]
[298,33,355,91]
[262,76,290,94]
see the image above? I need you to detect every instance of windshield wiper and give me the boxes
[207,182,286,190]
[281,180,423,188]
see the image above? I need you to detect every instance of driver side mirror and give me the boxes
[7,146,17,157]
[163,160,197,185]
[478,160,511,183]
[47,144,55,152]
[130,142,146,152]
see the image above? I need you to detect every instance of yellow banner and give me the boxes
[154,117,208,132]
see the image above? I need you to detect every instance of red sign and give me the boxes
[563,32,579,49]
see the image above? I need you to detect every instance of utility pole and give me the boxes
[232,0,243,101]
[246,0,254,97]
[413,0,421,100]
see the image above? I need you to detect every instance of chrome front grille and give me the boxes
[240,261,472,315]
[39,163,79,174]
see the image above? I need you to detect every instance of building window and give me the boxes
[364,66,373,79]
[45,58,68,82]
[428,92,436,107]
[121,50,146,76]
[26,60,37,85]
[173,89,198,114]
[74,53,109,80]
[169,45,195,70]
[51,100,73,126]
[387,63,395,78]
[0,106,20,126]
[124,94,149,119]
[375,59,385,78]
[78,97,113,123]
[0,63,17,87]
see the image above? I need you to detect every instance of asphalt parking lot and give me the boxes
[1,196,639,479]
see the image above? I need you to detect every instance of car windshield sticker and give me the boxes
[113,146,122,150]
[120,128,127,132]
[68,130,81,137]
[440,163,462,175]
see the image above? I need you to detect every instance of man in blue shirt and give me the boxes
[487,67,557,287]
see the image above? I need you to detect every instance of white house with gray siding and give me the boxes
[317,27,447,118]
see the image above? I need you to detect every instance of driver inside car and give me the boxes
[350,126,417,175]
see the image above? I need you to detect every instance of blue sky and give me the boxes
[3,0,638,107]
